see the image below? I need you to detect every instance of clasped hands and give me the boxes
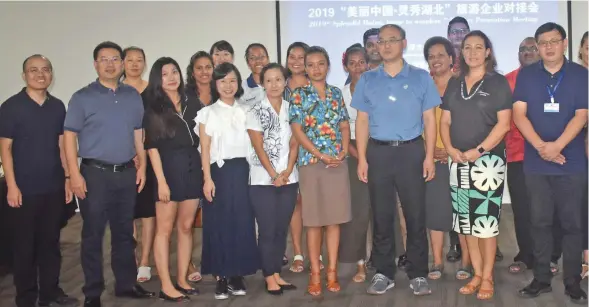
[271,167,294,188]
[536,141,566,165]
[319,151,346,168]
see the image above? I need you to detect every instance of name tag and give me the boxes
[544,103,559,113]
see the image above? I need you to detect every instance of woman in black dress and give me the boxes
[143,57,203,302]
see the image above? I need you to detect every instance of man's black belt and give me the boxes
[369,136,422,146]
[81,158,134,172]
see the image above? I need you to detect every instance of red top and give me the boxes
[504,67,524,162]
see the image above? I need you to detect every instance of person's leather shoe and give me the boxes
[565,283,588,304]
[114,284,155,299]
[518,279,552,298]
[83,297,101,307]
[38,291,79,306]
[397,254,410,271]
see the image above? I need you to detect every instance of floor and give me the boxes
[0,203,585,307]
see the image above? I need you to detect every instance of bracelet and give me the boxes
[271,173,280,182]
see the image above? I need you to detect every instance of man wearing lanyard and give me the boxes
[513,23,588,304]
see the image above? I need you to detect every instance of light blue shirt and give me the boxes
[351,61,441,141]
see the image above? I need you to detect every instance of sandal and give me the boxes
[582,263,588,279]
[550,262,560,275]
[455,266,472,280]
[477,279,494,300]
[137,266,151,283]
[508,261,527,274]
[307,271,322,296]
[319,255,325,270]
[187,262,202,283]
[326,268,341,292]
[427,264,443,280]
[352,263,366,283]
[290,255,304,273]
[459,275,482,295]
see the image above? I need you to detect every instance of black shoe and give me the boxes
[83,297,101,307]
[228,276,247,296]
[158,290,190,302]
[282,255,289,266]
[495,247,504,262]
[518,279,552,298]
[565,284,588,304]
[446,245,462,262]
[114,284,155,299]
[279,283,297,291]
[174,284,200,296]
[38,292,79,306]
[215,278,229,300]
[397,254,409,271]
[265,282,283,296]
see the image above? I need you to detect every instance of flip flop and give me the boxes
[137,266,151,283]
[428,264,444,280]
[508,261,527,274]
[456,266,472,280]
[290,255,304,273]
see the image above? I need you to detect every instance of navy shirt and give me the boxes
[513,60,588,174]
[351,61,441,141]
[64,80,144,164]
[0,88,66,195]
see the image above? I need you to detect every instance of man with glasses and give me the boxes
[352,24,439,296]
[446,16,470,75]
[514,22,588,304]
[0,55,78,307]
[64,41,154,307]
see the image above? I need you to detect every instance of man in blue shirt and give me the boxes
[352,24,439,296]
[63,42,154,307]
[513,22,588,304]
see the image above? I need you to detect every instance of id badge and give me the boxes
[544,103,559,113]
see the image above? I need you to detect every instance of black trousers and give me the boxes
[526,173,586,285]
[367,139,428,280]
[11,190,64,307]
[79,164,137,298]
[250,183,298,277]
[508,162,562,267]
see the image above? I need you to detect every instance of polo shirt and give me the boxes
[0,88,66,195]
[64,80,144,164]
[504,67,525,162]
[240,74,264,106]
[351,61,441,141]
[513,60,588,174]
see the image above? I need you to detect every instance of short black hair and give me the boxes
[534,22,567,41]
[447,16,470,35]
[245,43,269,61]
[93,41,123,61]
[209,40,234,56]
[260,63,288,85]
[211,62,244,99]
[22,54,52,72]
[379,24,406,39]
[423,36,456,62]
[580,31,588,61]
[305,46,331,67]
[363,28,379,46]
[343,45,369,67]
[459,30,498,76]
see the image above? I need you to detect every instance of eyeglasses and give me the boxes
[377,38,404,46]
[449,28,469,35]
[27,67,52,74]
[537,39,563,48]
[519,46,538,53]
[248,55,268,62]
[97,57,122,64]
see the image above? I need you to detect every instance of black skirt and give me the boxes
[135,156,156,218]
[155,147,204,202]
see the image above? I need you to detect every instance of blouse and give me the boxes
[194,99,249,167]
[246,97,299,185]
[288,83,350,167]
[341,83,356,140]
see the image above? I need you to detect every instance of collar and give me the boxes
[19,87,51,105]
[377,60,410,78]
[538,57,568,75]
[246,74,259,88]
[215,98,238,108]
[91,78,125,93]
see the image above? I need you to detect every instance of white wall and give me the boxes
[0,1,277,104]
[571,0,589,63]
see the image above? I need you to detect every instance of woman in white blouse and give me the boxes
[195,63,260,300]
[246,63,298,295]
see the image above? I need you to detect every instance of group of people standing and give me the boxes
[1,15,588,307]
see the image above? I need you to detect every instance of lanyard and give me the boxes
[546,73,564,104]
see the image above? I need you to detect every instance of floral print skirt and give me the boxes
[449,151,506,239]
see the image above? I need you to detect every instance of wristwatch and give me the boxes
[477,146,485,154]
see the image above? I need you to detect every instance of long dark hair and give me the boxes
[459,30,497,76]
[185,51,216,102]
[285,42,309,77]
[143,57,185,142]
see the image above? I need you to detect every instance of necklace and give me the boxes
[461,79,484,100]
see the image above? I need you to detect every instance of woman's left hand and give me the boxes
[463,148,482,163]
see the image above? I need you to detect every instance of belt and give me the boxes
[81,158,134,172]
[369,136,422,146]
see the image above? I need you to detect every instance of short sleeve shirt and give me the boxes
[0,88,66,195]
[289,84,349,167]
[245,97,299,185]
[351,62,441,141]
[440,73,512,153]
[513,60,588,174]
